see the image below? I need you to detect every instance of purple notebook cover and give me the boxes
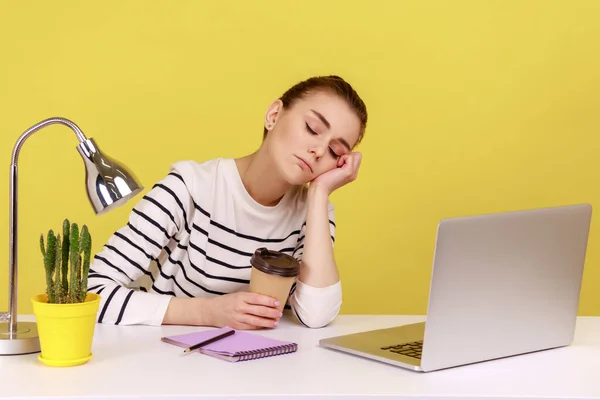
[162,327,297,360]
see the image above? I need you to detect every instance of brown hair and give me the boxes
[264,75,368,146]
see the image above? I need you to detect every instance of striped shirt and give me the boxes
[87,157,342,328]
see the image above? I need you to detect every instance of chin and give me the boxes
[284,171,309,186]
[289,170,314,187]
[275,156,309,186]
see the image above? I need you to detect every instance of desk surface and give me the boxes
[2,315,600,400]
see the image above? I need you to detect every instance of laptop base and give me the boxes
[319,322,425,371]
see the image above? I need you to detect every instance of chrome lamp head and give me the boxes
[77,137,143,215]
[0,117,143,356]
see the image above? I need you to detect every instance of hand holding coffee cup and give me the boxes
[249,247,300,313]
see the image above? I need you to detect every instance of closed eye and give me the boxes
[306,122,339,158]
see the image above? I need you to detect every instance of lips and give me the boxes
[296,156,313,173]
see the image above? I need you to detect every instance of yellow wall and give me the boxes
[1,1,599,316]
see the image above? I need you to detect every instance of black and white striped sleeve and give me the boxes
[288,205,342,328]
[87,168,194,326]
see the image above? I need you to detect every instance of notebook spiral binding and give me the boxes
[236,343,298,361]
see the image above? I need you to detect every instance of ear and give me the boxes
[264,99,283,131]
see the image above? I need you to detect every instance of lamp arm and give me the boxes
[6,117,88,334]
[11,117,87,165]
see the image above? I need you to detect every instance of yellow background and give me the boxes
[1,1,599,316]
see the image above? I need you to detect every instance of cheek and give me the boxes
[276,123,302,145]
[316,159,339,175]
[270,127,295,151]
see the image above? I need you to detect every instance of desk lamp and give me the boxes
[0,117,143,355]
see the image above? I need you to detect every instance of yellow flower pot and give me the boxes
[31,292,101,367]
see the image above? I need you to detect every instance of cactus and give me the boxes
[40,234,45,258]
[69,222,79,303]
[40,219,93,304]
[41,230,57,303]
[61,219,70,296]
[53,235,62,303]
[79,225,91,302]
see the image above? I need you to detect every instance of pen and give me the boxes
[183,329,235,353]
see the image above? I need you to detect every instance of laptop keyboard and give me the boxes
[381,341,423,359]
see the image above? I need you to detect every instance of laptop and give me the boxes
[319,203,592,372]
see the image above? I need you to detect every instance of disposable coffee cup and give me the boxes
[249,247,300,312]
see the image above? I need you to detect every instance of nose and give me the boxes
[309,142,327,161]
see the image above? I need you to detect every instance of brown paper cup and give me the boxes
[249,247,300,312]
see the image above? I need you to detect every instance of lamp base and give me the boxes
[0,321,41,355]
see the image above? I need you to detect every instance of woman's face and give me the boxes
[264,91,362,186]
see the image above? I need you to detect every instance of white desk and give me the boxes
[2,315,600,400]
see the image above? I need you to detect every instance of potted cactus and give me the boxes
[31,218,101,367]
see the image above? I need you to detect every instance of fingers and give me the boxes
[337,153,349,167]
[350,153,361,180]
[243,292,280,308]
[342,152,361,182]
[349,152,362,169]
[236,292,282,329]
[240,313,279,329]
[234,301,280,328]
[231,321,263,330]
[244,303,282,320]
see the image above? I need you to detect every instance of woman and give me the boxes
[88,75,368,329]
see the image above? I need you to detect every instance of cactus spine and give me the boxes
[40,219,93,304]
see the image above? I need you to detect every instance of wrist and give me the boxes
[196,297,214,326]
[163,297,212,326]
[307,184,330,203]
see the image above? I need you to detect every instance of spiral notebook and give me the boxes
[161,326,298,362]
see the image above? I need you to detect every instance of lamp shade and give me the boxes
[77,138,144,215]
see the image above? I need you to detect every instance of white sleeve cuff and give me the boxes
[129,291,173,326]
[289,280,342,328]
[95,287,172,326]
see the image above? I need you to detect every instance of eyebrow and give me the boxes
[310,109,352,151]
[336,138,351,151]
[310,109,331,129]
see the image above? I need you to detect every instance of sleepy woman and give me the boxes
[88,75,368,329]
